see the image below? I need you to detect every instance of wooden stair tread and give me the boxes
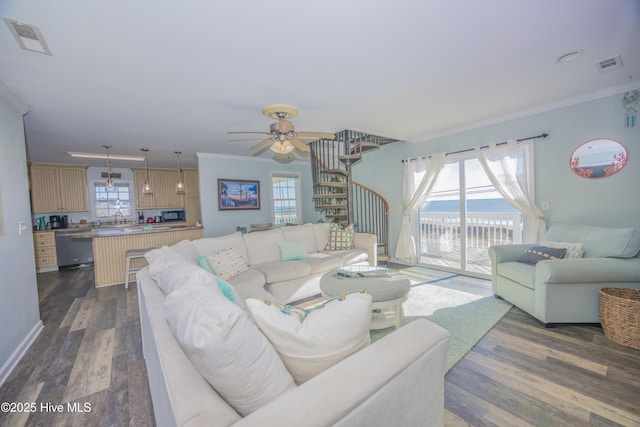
[321,169,348,176]
[315,204,348,209]
[318,182,348,187]
[312,194,347,199]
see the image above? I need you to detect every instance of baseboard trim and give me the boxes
[0,320,44,387]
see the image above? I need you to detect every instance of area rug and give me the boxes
[371,269,512,373]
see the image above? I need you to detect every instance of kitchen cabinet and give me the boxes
[133,168,185,209]
[30,164,88,213]
[182,169,201,226]
[33,231,58,272]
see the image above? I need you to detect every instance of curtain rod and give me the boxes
[401,132,549,163]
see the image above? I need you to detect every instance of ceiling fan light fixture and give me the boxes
[270,140,295,154]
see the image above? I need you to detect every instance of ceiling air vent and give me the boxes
[595,55,623,72]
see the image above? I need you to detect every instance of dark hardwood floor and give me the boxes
[0,267,154,427]
[1,267,639,426]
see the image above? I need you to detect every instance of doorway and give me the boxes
[418,157,522,277]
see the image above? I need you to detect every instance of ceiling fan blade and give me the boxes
[227,131,271,135]
[295,131,336,140]
[251,137,275,150]
[290,138,310,152]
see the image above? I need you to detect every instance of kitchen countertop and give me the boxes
[92,224,202,238]
[34,224,202,238]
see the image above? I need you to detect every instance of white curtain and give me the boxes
[396,153,446,264]
[476,140,546,242]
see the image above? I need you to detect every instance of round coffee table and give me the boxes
[319,267,411,330]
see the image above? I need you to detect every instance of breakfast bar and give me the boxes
[92,225,203,287]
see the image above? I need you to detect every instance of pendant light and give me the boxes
[175,151,185,194]
[141,148,153,194]
[103,144,114,188]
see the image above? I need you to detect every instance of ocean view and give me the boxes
[421,198,517,213]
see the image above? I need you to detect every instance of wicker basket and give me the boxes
[599,287,640,350]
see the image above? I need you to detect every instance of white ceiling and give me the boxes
[1,0,639,169]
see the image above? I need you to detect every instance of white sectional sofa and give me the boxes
[168,222,378,304]
[136,222,452,427]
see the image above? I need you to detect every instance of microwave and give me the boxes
[162,210,185,222]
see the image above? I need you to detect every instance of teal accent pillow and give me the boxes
[517,245,567,265]
[277,241,309,261]
[198,255,213,272]
[198,255,245,309]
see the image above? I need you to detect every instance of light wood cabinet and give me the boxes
[33,231,58,272]
[183,169,200,195]
[30,164,88,213]
[133,168,185,209]
[182,169,201,225]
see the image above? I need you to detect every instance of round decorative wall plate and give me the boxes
[569,138,628,179]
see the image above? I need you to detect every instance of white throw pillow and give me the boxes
[541,240,585,259]
[164,284,296,416]
[145,246,190,282]
[206,247,250,280]
[245,292,372,384]
[157,260,219,296]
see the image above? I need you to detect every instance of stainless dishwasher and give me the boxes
[55,229,94,268]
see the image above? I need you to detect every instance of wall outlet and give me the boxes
[541,200,550,211]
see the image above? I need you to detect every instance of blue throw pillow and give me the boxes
[516,245,567,265]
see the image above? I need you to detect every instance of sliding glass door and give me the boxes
[418,156,522,277]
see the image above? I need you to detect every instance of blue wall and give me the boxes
[197,153,321,237]
[0,90,42,383]
[352,92,640,259]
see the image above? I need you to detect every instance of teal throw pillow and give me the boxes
[277,240,309,261]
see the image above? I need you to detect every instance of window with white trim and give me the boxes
[93,182,133,220]
[271,172,302,226]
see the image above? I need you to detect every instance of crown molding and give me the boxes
[410,80,640,143]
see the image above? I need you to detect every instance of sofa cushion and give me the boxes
[170,239,200,264]
[277,240,309,261]
[541,240,585,259]
[164,284,296,417]
[192,231,249,262]
[205,248,250,280]
[243,228,285,265]
[322,248,368,266]
[325,223,355,250]
[544,223,640,258]
[245,292,372,384]
[252,260,311,283]
[281,223,318,254]
[497,261,536,290]
[299,253,343,274]
[516,245,567,265]
[313,222,331,251]
[145,246,189,282]
[156,258,217,295]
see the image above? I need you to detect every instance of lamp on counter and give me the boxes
[175,151,185,194]
[141,148,153,194]
[103,144,114,188]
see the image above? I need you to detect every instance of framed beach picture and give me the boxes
[218,179,260,210]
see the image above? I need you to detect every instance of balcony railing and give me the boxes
[418,211,523,274]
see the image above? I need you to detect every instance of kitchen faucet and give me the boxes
[114,211,124,224]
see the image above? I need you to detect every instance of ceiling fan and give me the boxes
[228,104,335,154]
